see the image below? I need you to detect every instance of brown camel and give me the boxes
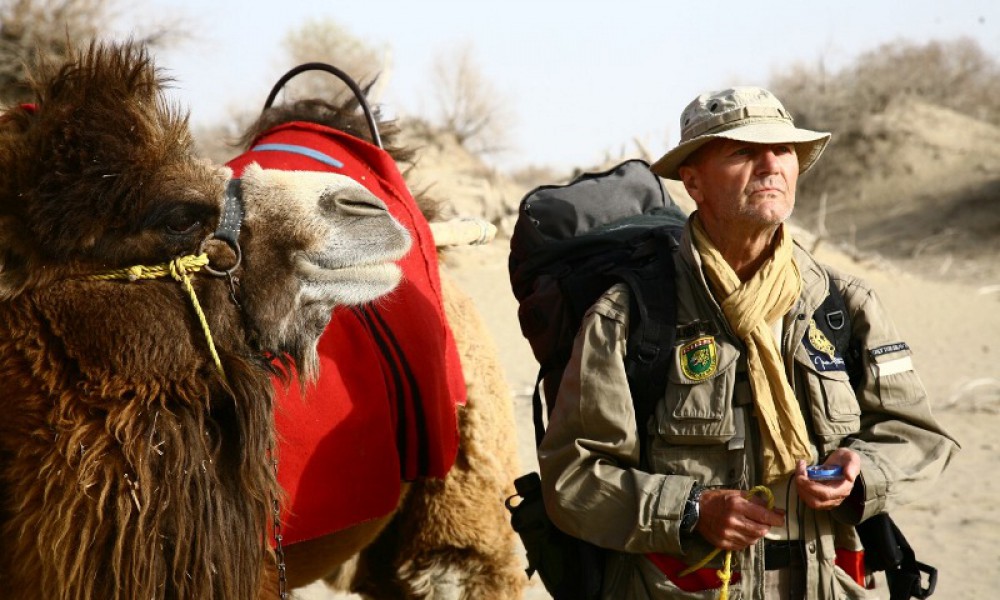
[0,43,412,600]
[233,89,525,598]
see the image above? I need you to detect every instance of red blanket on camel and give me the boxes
[227,121,465,544]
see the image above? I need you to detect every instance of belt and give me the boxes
[763,540,805,570]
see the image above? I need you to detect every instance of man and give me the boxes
[538,87,958,599]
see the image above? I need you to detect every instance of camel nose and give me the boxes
[321,187,389,218]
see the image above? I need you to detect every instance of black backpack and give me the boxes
[508,159,687,451]
[506,159,685,600]
[504,159,935,600]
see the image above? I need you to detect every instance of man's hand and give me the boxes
[794,448,861,510]
[695,489,785,550]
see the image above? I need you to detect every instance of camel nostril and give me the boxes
[321,189,389,217]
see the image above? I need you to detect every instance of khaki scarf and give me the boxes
[690,218,811,484]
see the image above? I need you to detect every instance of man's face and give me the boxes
[679,139,799,233]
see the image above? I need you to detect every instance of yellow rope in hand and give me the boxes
[679,485,775,600]
[84,254,227,382]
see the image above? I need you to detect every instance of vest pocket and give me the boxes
[656,338,739,445]
[796,354,861,439]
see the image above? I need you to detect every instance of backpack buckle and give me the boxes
[825,309,846,331]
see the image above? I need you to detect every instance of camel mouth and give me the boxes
[295,258,403,286]
[294,256,405,306]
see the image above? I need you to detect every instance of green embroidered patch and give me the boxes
[680,335,718,381]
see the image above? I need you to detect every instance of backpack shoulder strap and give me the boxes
[527,234,679,460]
[530,371,547,447]
[813,270,864,389]
[619,235,678,468]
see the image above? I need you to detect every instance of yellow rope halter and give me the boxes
[84,253,227,382]
[680,485,775,600]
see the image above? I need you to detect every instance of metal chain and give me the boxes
[271,454,288,600]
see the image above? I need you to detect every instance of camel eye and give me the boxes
[165,217,201,236]
[147,202,210,237]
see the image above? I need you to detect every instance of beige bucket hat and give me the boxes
[650,87,831,180]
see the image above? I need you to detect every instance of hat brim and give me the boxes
[649,122,831,180]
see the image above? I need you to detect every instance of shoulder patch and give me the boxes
[870,342,909,358]
[870,342,913,378]
[680,335,718,381]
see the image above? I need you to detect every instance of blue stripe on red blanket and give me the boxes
[250,143,344,168]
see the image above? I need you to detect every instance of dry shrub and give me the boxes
[771,37,1000,203]
[279,18,388,104]
[0,0,183,106]
[428,42,513,157]
[774,37,1000,132]
[768,37,1000,284]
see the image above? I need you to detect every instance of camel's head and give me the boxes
[234,163,412,376]
[0,42,410,378]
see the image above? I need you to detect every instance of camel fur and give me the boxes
[0,43,410,600]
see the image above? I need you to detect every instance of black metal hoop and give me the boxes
[262,62,383,149]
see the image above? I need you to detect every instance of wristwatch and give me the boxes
[680,483,704,535]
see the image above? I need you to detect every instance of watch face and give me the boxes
[681,486,702,533]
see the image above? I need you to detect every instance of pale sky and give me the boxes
[121,0,998,172]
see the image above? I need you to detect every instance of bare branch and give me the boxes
[428,42,513,156]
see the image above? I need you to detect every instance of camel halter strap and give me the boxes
[84,253,227,381]
[201,179,244,277]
